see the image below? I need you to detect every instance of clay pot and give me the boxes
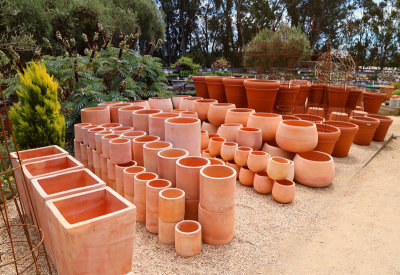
[134,200,146,223]
[179,97,203,111]
[274,83,300,113]
[247,113,282,141]
[238,166,255,186]
[101,134,120,158]
[307,107,325,117]
[308,83,327,108]
[165,117,201,156]
[220,142,238,161]
[87,147,94,172]
[363,91,385,114]
[198,204,235,245]
[176,157,210,200]
[131,100,150,109]
[253,172,274,194]
[112,126,134,135]
[199,165,236,212]
[123,166,146,202]
[380,85,395,100]
[315,124,341,155]
[98,101,123,108]
[159,188,185,222]
[292,80,311,113]
[345,88,364,112]
[115,161,137,196]
[205,76,226,102]
[366,114,393,142]
[132,109,162,134]
[293,150,335,187]
[236,127,262,150]
[80,107,111,125]
[156,148,189,187]
[184,199,199,223]
[175,220,202,257]
[201,121,219,134]
[350,110,367,117]
[143,141,173,173]
[100,123,122,131]
[282,115,301,120]
[148,97,173,111]
[267,157,291,180]
[208,158,225,165]
[172,95,190,109]
[193,99,218,121]
[74,123,91,143]
[100,154,108,183]
[82,125,97,146]
[106,159,116,189]
[247,151,270,173]
[276,120,318,153]
[234,146,252,167]
[324,120,359,157]
[222,77,248,107]
[121,130,147,142]
[287,160,295,181]
[87,127,105,149]
[73,139,81,161]
[328,112,348,121]
[134,172,158,205]
[201,130,209,150]
[80,143,88,167]
[94,130,112,154]
[201,149,213,158]
[109,138,132,164]
[349,116,380,145]
[225,108,255,126]
[208,137,226,157]
[327,85,350,109]
[217,123,242,142]
[180,111,197,119]
[243,79,280,112]
[118,106,145,126]
[207,103,236,126]
[158,217,180,245]
[192,76,209,98]
[225,160,240,179]
[293,113,325,124]
[109,103,132,123]
[272,179,295,203]
[132,135,160,166]
[146,179,172,233]
[148,112,180,140]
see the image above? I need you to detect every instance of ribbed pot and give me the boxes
[192,76,209,98]
[207,103,236,126]
[243,79,280,112]
[274,84,300,113]
[179,97,203,111]
[366,114,393,142]
[324,120,359,157]
[349,116,380,145]
[143,141,173,173]
[176,157,210,200]
[132,135,160,166]
[165,117,201,156]
[118,106,145,126]
[222,77,248,107]
[132,109,162,134]
[205,76,226,102]
[149,112,180,140]
[236,127,262,150]
[175,220,202,257]
[193,99,218,121]
[272,179,295,203]
[148,97,173,111]
[247,113,282,141]
[276,120,318,153]
[81,107,111,125]
[315,124,341,155]
[225,108,255,126]
[157,148,189,187]
[363,91,385,114]
[109,103,132,123]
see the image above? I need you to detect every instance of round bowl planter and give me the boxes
[148,97,173,111]
[225,108,255,126]
[267,157,291,181]
[149,112,180,140]
[74,123,91,143]
[109,138,132,165]
[159,188,186,223]
[247,151,270,173]
[324,120,359,157]
[261,140,295,159]
[208,137,226,157]
[132,109,162,134]
[220,142,238,161]
[254,172,274,194]
[247,113,282,141]
[363,91,386,114]
[243,79,280,112]
[282,115,301,121]
[165,117,201,156]
[123,166,146,202]
[112,126,134,135]
[225,160,240,179]
[157,148,189,187]
[208,158,225,165]
[146,179,172,212]
[193,99,218,121]
[101,134,120,158]
[202,121,219,134]
[207,103,236,126]
[205,76,226,102]
[192,76,209,99]
[222,77,248,107]
[143,141,173,173]
[350,110,368,117]
[236,127,262,150]
[132,135,160,166]
[349,116,380,146]
[315,124,341,155]
[272,179,295,204]
[179,97,203,111]
[274,83,300,112]
[131,100,150,109]
[172,95,191,109]
[293,150,335,187]
[175,220,202,257]
[328,112,348,122]
[217,123,242,142]
[366,114,393,142]
[275,120,318,153]
[238,166,255,186]
[109,103,132,123]
[234,146,253,167]
[294,113,325,124]
[81,107,111,125]
[118,106,145,126]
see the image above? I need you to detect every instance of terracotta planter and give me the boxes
[201,130,209,150]
[314,124,341,155]
[134,199,146,224]
[225,108,255,126]
[276,120,318,153]
[282,114,301,120]
[293,150,335,187]
[205,76,226,102]
[198,204,235,245]
[92,149,101,177]
[293,113,325,124]
[324,120,359,157]
[109,138,132,164]
[287,159,295,181]
[94,130,112,154]
[132,135,160,166]
[134,171,158,205]
[363,91,385,114]
[123,166,146,202]
[208,158,225,165]
[115,161,136,196]
[158,217,180,245]
[345,88,364,112]
[148,112,179,140]
[328,112,348,121]
[112,126,134,135]
[73,139,81,161]
[148,97,173,111]
[100,122,121,131]
[132,109,162,134]
[201,149,213,158]
[253,172,274,194]
[131,100,150,109]
[181,111,198,118]
[45,187,135,275]
[349,116,380,145]
[193,99,218,121]
[87,147,94,172]
[98,101,123,108]
[220,142,238,161]
[100,154,108,184]
[176,157,210,200]
[307,107,325,117]
[208,137,226,157]
[81,125,97,146]
[247,151,270,173]
[217,123,242,142]
[308,83,327,108]
[236,127,262,150]
[366,114,393,142]
[159,188,185,222]
[80,143,88,167]
[350,110,367,117]
[327,85,350,109]
[225,160,240,179]
[80,107,110,125]
[243,79,280,112]
[201,121,219,134]
[87,127,105,149]
[192,76,209,98]
[74,123,91,143]
[143,141,173,173]
[175,220,202,257]
[146,179,172,233]
[274,83,300,113]
[267,157,291,180]
[380,85,395,100]
[118,106,145,126]
[238,166,255,186]
[107,159,116,190]
[109,103,132,123]
[247,113,282,141]
[172,95,190,109]
[292,80,311,113]
[234,146,252,166]
[207,103,236,126]
[165,117,201,156]
[272,179,295,203]
[179,97,203,111]
[222,77,248,107]
[121,131,146,157]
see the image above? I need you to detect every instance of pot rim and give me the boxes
[239,127,262,132]
[274,179,295,187]
[221,123,243,127]
[100,123,121,128]
[195,99,217,103]
[324,120,359,131]
[316,124,341,135]
[116,160,137,168]
[124,166,146,174]
[269,156,290,164]
[208,158,225,165]
[294,114,325,122]
[143,141,172,150]
[249,151,268,156]
[149,97,170,100]
[182,97,203,101]
[296,150,333,163]
[177,156,211,168]
[122,131,147,137]
[157,148,189,159]
[98,101,123,106]
[159,188,185,200]
[350,116,380,127]
[281,120,316,128]
[146,179,172,189]
[96,130,113,136]
[133,135,159,143]
[133,109,162,115]
[228,108,255,113]
[109,138,130,144]
[222,142,238,147]
[119,106,145,111]
[210,103,236,107]
[366,114,394,124]
[88,127,105,133]
[250,112,282,118]
[75,123,91,127]
[81,107,108,111]
[165,117,200,125]
[175,220,201,235]
[210,137,226,142]
[236,146,253,152]
[150,112,180,119]
[134,171,158,181]
[101,134,120,140]
[113,126,133,131]
[109,103,131,108]
[200,164,236,180]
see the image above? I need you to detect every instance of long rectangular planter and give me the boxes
[31,168,105,262]
[45,187,136,274]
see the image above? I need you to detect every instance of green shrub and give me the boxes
[172,56,201,75]
[393,89,400,95]
[9,62,65,150]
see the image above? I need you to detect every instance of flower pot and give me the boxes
[247,113,282,141]
[293,150,335,187]
[185,199,199,220]
[158,217,180,245]
[225,160,240,179]
[363,91,385,114]
[73,139,81,161]
[87,127,105,150]
[175,220,202,257]
[123,166,146,202]
[121,131,146,156]
[109,103,132,123]
[80,107,111,125]
[198,204,235,245]
[134,199,146,223]
[207,103,236,126]
[192,76,209,98]
[100,122,122,131]
[208,137,226,157]
[146,179,172,233]
[234,146,252,167]
[115,161,136,196]
[118,106,145,126]
[132,109,162,134]
[156,149,189,187]
[253,172,274,194]
[179,97,203,111]
[328,112,348,121]
[307,107,325,117]
[74,123,91,143]
[349,116,380,145]
[132,135,160,166]
[315,124,341,155]
[92,149,101,177]
[247,151,270,173]
[176,157,210,200]
[324,120,359,157]
[107,159,116,190]
[98,101,123,108]
[274,83,300,113]
[148,112,179,140]
[207,158,224,165]
[80,143,88,167]
[82,125,97,146]
[345,88,364,112]
[193,99,218,121]
[134,172,158,205]
[109,138,132,165]
[294,113,325,124]
[201,121,219,134]
[267,157,291,181]
[201,130,209,150]
[292,80,311,113]
[165,117,201,156]
[238,166,255,186]
[87,147,94,172]
[217,123,242,142]
[380,85,395,100]
[366,114,393,142]
[100,154,108,184]
[272,179,295,203]
[282,114,301,120]
[148,97,173,111]
[308,83,327,108]
[327,85,350,109]
[276,120,318,153]
[236,127,262,150]
[143,141,173,173]
[201,149,213,158]
[222,77,248,107]
[94,130,112,154]
[220,142,238,161]
[172,95,191,109]
[181,111,198,119]
[350,110,367,117]
[205,76,226,102]
[243,79,280,112]
[112,126,134,135]
[225,108,255,126]
[159,188,185,222]
[131,100,150,109]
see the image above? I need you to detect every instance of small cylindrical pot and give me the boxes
[225,108,255,127]
[165,117,201,156]
[243,79,280,112]
[267,157,291,181]
[345,88,364,111]
[87,127,105,149]
[222,77,248,107]
[220,142,238,161]
[107,158,116,190]
[143,141,173,173]
[123,166,146,202]
[98,101,123,107]
[132,135,160,166]
[82,125,97,146]
[132,109,162,133]
[238,166,255,187]
[208,137,226,157]
[324,120,359,157]
[134,172,158,204]
[74,123,91,143]
[101,134,120,158]
[148,97,173,111]
[247,151,270,173]
[121,130,147,142]
[253,172,274,194]
[205,76,226,102]
[172,95,191,109]
[329,112,348,121]
[234,146,252,167]
[95,130,112,154]
[109,103,132,123]
[131,100,150,109]
[100,123,121,131]
[80,107,111,125]
[192,76,209,99]
[363,91,385,114]
[74,139,81,161]
[217,123,242,142]
[293,113,325,124]
[179,97,203,111]
[366,114,393,142]
[247,113,282,142]
[276,120,318,153]
[201,149,213,158]
[315,124,341,155]
[118,106,145,126]
[109,138,132,165]
[159,188,185,222]
[175,220,202,257]
[201,130,209,150]
[176,157,210,200]
[92,149,101,177]
[272,179,295,204]
[293,150,335,187]
[236,127,262,150]
[157,148,189,187]
[193,99,218,121]
[115,161,136,196]
[146,180,172,223]
[207,103,236,126]
[134,200,146,223]
[146,210,159,234]
[349,116,380,146]
[100,153,108,184]
[201,121,219,134]
[225,160,240,179]
[181,111,198,119]
[158,217,180,245]
[112,126,134,135]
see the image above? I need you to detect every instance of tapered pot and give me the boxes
[123,166,146,202]
[143,141,173,173]
[380,85,395,100]
[234,146,252,167]
[225,108,255,126]
[308,83,327,108]
[179,97,203,111]
[247,113,282,141]
[363,91,385,114]
[294,113,325,124]
[207,103,236,126]
[176,157,210,200]
[193,99,218,121]
[345,88,364,112]
[175,220,202,257]
[165,117,201,156]
[366,114,393,142]
[222,77,248,107]
[327,85,350,109]
[236,127,262,150]
[148,97,173,111]
[272,179,295,203]
[324,120,359,157]
[253,172,274,194]
[192,76,209,98]
[208,137,226,157]
[274,84,300,113]
[243,79,280,112]
[109,103,132,123]
[276,120,318,153]
[315,124,341,155]
[159,188,185,222]
[238,166,255,186]
[132,109,162,133]
[267,157,291,181]
[217,123,242,142]
[220,142,238,161]
[247,151,270,173]
[81,107,110,125]
[118,106,145,126]
[349,116,380,145]
[205,76,226,102]
[132,135,160,166]
[109,138,132,165]
[74,123,91,143]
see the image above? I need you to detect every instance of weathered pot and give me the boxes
[315,124,341,155]
[179,97,203,111]
[276,120,318,153]
[349,116,380,145]
[143,141,173,173]
[247,151,270,173]
[225,108,255,126]
[201,130,209,150]
[217,123,242,142]
[148,97,173,111]
[222,77,248,107]
[132,135,160,166]
[267,157,291,181]
[146,179,172,233]
[175,220,202,257]
[149,112,180,140]
[238,166,255,186]
[366,114,393,142]
[205,76,226,102]
[236,127,262,150]
[74,123,91,143]
[115,161,136,196]
[109,103,132,123]
[253,172,274,194]
[243,79,280,112]
[109,138,132,164]
[118,106,145,126]
[132,109,162,134]
[324,120,359,157]
[272,179,295,203]
[192,76,209,98]
[234,146,252,167]
[112,126,134,135]
[193,99,218,121]
[159,188,185,223]
[101,134,120,158]
[165,117,201,156]
[363,91,385,114]
[80,107,110,125]
[220,142,238,161]
[176,157,210,200]
[123,166,146,202]
[208,137,226,157]
[247,113,282,141]
[207,103,236,126]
